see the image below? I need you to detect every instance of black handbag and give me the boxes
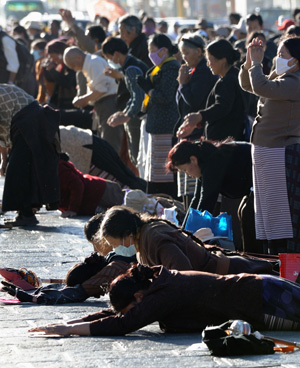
[202,321,275,356]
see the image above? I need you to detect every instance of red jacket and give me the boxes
[59,160,106,215]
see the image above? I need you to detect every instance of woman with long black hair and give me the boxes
[166,139,252,226]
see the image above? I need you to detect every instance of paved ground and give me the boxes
[1,178,300,367]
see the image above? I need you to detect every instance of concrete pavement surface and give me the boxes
[1,178,300,367]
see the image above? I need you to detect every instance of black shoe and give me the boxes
[5,215,39,227]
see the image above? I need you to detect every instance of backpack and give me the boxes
[0,31,34,85]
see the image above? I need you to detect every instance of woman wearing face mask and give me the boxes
[96,205,277,275]
[136,34,180,197]
[239,36,300,254]
[30,39,48,103]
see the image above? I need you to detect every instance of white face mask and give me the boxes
[113,238,136,257]
[114,244,136,257]
[108,59,121,70]
[275,56,294,75]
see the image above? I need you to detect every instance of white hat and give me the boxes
[193,227,215,242]
[124,190,155,213]
[231,18,247,34]
[25,20,43,31]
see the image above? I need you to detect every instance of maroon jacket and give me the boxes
[82,266,266,336]
[58,160,106,215]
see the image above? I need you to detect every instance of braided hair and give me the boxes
[66,252,107,286]
[109,264,156,312]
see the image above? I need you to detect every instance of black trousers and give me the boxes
[2,135,34,214]
[237,191,264,254]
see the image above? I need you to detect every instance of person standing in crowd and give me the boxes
[57,9,108,131]
[59,9,106,55]
[25,21,42,42]
[157,20,169,35]
[174,33,218,209]
[142,17,156,37]
[30,39,48,103]
[116,15,153,172]
[43,20,61,42]
[102,36,148,167]
[95,16,110,35]
[234,13,277,64]
[43,40,77,109]
[229,13,242,26]
[177,39,246,141]
[118,14,152,67]
[168,21,180,42]
[176,39,248,248]
[63,46,123,155]
[137,34,180,197]
[0,84,60,226]
[239,36,300,254]
[0,27,19,85]
[174,33,218,141]
[12,25,30,48]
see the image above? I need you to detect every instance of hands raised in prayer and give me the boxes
[176,111,202,139]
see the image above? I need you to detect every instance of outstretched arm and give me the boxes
[28,321,91,336]
[1,281,88,304]
[28,309,117,336]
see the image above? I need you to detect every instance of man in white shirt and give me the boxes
[0,29,19,84]
[63,46,123,154]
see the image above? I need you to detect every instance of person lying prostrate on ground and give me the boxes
[28,264,300,336]
[58,154,124,217]
[59,125,147,191]
[1,252,136,304]
[96,206,278,276]
[1,213,136,304]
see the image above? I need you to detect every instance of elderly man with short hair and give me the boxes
[63,46,123,154]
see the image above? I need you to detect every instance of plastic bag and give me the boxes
[184,209,233,240]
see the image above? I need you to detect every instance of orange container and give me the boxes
[279,253,300,282]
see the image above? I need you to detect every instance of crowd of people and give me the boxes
[1,7,300,339]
